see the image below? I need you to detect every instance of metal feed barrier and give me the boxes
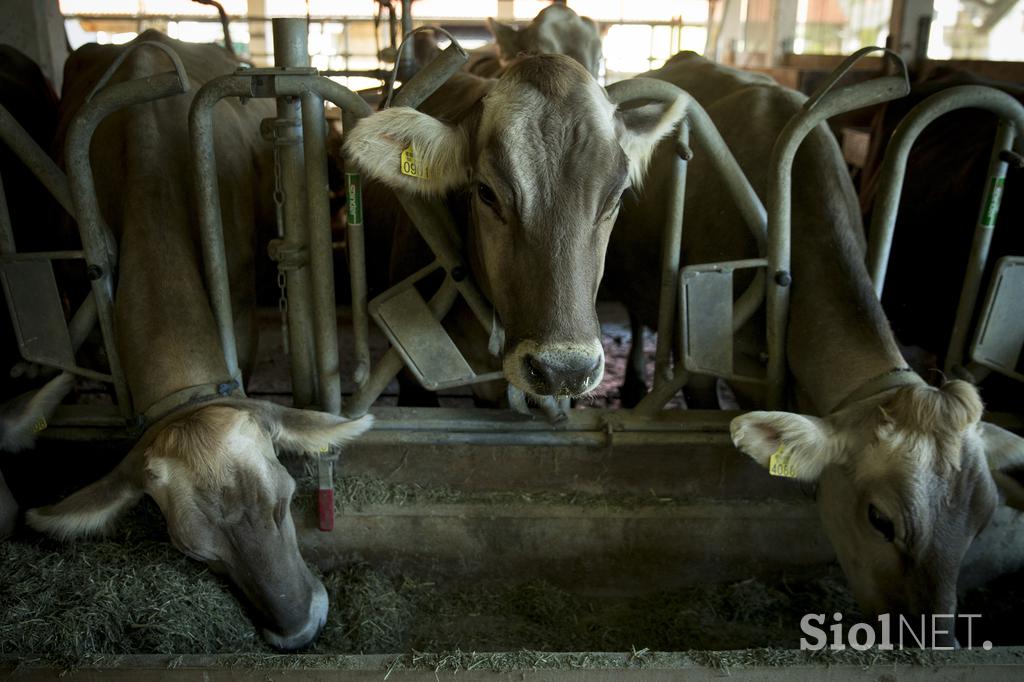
[2,20,1018,462]
[866,86,1024,385]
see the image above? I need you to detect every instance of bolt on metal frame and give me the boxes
[865,85,1024,381]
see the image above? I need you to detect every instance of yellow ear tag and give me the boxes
[400,146,428,179]
[769,443,798,478]
[33,417,47,433]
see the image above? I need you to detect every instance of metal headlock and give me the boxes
[609,47,909,413]
[1,39,192,425]
[865,85,1024,384]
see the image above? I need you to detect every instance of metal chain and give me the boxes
[272,133,289,355]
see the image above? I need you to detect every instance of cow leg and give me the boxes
[619,312,648,408]
[0,469,16,540]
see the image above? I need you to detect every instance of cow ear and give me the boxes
[247,401,375,455]
[730,411,842,482]
[26,446,145,540]
[344,107,470,196]
[615,97,687,187]
[486,18,520,60]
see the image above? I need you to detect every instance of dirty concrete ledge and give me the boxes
[5,648,1024,681]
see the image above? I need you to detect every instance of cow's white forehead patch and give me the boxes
[480,78,615,144]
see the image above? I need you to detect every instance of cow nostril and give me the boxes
[525,354,545,379]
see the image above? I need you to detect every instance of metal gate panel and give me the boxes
[0,259,75,369]
[971,256,1024,382]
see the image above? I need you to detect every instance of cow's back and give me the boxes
[57,32,274,411]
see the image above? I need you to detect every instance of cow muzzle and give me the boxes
[504,339,604,397]
[259,581,329,652]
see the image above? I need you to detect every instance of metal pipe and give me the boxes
[765,48,909,409]
[395,193,495,333]
[345,167,370,388]
[0,250,86,260]
[0,103,76,216]
[653,121,689,388]
[190,72,372,394]
[391,40,468,110]
[866,86,1024,297]
[302,90,342,415]
[273,18,318,408]
[0,172,12,254]
[946,120,1015,376]
[67,71,189,417]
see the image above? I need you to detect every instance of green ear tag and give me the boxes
[769,443,798,478]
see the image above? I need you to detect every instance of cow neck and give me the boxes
[826,367,924,415]
[140,380,242,433]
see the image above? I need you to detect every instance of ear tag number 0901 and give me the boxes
[401,146,428,179]
[769,443,798,478]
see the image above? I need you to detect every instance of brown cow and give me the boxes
[346,54,685,400]
[607,52,1024,638]
[25,32,372,650]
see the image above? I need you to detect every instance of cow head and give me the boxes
[487,5,603,77]
[345,55,684,398]
[27,400,373,651]
[731,380,1024,643]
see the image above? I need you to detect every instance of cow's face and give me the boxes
[731,381,1023,643]
[27,401,373,651]
[346,55,685,398]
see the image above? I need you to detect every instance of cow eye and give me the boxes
[476,183,501,215]
[867,503,896,542]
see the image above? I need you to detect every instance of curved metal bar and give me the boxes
[866,85,1024,296]
[392,39,468,110]
[0,104,75,216]
[67,70,190,417]
[802,46,907,113]
[190,72,372,387]
[86,40,190,103]
[765,48,910,409]
[862,85,1024,377]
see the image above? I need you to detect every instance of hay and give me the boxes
[2,484,1021,669]
[0,499,267,664]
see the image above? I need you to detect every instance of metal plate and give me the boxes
[971,256,1024,382]
[370,286,477,391]
[0,258,75,369]
[681,267,734,376]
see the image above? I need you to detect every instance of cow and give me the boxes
[345,53,685,403]
[605,52,1024,638]
[467,4,603,79]
[23,32,373,651]
[0,46,79,540]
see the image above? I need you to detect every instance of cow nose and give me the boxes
[524,350,602,396]
[260,582,329,652]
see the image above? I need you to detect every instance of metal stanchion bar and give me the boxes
[191,72,371,391]
[67,71,189,417]
[765,47,909,409]
[272,19,317,407]
[0,104,76,217]
[866,86,1024,297]
[301,89,342,415]
[391,41,468,110]
[652,121,689,388]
